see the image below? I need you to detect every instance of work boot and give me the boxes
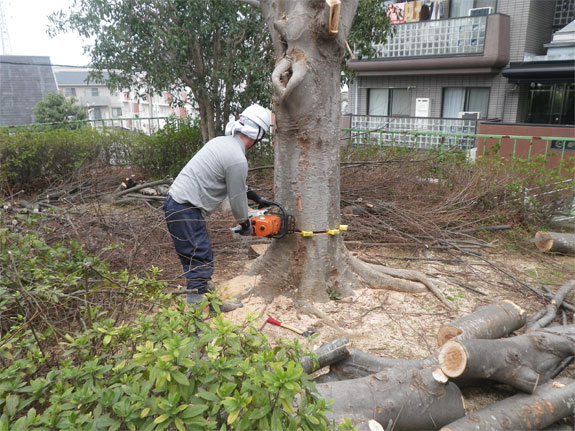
[206,280,216,292]
[220,299,243,313]
[186,292,204,306]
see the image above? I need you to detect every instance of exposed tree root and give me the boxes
[348,254,454,309]
[231,236,453,312]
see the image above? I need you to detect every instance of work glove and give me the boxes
[247,190,271,208]
[238,220,254,236]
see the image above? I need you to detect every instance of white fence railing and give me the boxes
[349,115,478,150]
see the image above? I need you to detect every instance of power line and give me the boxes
[0,59,90,68]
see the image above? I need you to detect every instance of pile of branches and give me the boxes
[339,150,573,255]
[305,280,575,430]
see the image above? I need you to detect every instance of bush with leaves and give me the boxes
[0,127,104,189]
[0,222,350,431]
[0,218,164,336]
[128,118,204,178]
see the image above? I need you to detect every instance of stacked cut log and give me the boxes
[310,291,575,430]
[534,231,575,256]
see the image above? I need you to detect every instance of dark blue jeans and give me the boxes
[163,195,214,294]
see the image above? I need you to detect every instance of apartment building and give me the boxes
[347,0,575,142]
[54,68,189,134]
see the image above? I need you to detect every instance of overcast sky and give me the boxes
[4,0,91,66]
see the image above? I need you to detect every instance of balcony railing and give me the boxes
[349,115,478,150]
[373,15,487,58]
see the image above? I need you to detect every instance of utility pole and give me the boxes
[0,0,12,55]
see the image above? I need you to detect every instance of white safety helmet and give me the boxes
[239,104,272,142]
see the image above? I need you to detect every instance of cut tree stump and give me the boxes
[439,326,575,393]
[316,367,465,430]
[534,232,575,256]
[437,300,526,347]
[441,378,575,431]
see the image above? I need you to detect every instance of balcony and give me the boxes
[349,14,510,75]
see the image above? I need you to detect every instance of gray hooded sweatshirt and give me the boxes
[169,135,249,223]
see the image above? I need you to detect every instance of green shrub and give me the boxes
[0,220,164,335]
[0,222,344,430]
[0,127,103,188]
[0,304,339,431]
[129,118,204,178]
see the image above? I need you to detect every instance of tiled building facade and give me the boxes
[348,0,574,133]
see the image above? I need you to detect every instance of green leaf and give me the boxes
[227,409,241,425]
[249,406,270,420]
[171,371,189,386]
[197,390,218,402]
[180,404,208,419]
[154,414,170,424]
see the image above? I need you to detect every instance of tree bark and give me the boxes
[245,0,446,303]
[316,367,466,430]
[441,378,575,431]
[437,300,526,347]
[439,326,575,393]
[300,336,351,374]
[534,232,575,256]
[314,348,428,382]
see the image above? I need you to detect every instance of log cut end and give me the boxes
[439,340,467,378]
[437,325,463,347]
[502,299,526,316]
[534,231,554,252]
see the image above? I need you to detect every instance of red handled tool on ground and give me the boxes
[266,317,316,337]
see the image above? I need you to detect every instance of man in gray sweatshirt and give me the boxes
[164,104,271,304]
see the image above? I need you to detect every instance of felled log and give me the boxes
[315,348,427,382]
[441,378,575,431]
[300,337,350,374]
[534,231,575,256]
[317,367,465,430]
[437,300,526,347]
[439,326,575,393]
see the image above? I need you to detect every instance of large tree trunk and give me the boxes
[441,378,575,431]
[316,367,466,430]
[246,0,450,306]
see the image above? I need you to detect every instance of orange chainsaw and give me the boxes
[232,201,295,238]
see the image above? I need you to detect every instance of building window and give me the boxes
[554,0,575,28]
[112,108,123,117]
[64,87,76,97]
[526,83,574,125]
[85,88,99,97]
[449,0,497,18]
[368,88,411,116]
[90,107,102,120]
[442,87,489,118]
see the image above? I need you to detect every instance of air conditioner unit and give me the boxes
[458,111,481,120]
[469,7,492,16]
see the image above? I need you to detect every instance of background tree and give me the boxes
[241,0,450,306]
[32,92,87,126]
[49,0,273,141]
